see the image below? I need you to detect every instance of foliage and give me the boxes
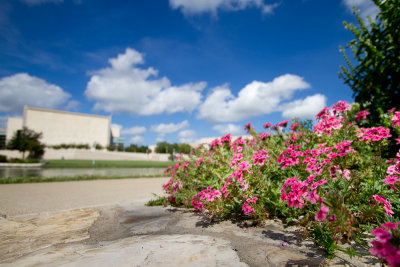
[95,143,104,150]
[339,0,400,126]
[49,143,90,150]
[0,155,7,162]
[125,144,150,153]
[153,101,400,260]
[6,127,45,159]
[155,142,192,154]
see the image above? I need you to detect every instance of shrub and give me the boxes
[0,155,7,162]
[156,100,400,259]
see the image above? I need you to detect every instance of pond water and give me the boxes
[0,167,165,179]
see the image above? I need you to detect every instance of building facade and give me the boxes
[6,106,124,148]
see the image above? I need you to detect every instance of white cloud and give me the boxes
[342,0,379,20]
[169,0,279,15]
[0,73,70,113]
[121,126,147,135]
[280,94,327,120]
[197,74,311,123]
[150,120,189,135]
[85,48,206,116]
[178,130,197,143]
[20,0,64,5]
[129,135,145,145]
[151,120,190,142]
[213,123,242,135]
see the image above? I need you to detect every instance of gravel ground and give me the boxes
[0,177,169,217]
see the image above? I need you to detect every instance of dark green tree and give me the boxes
[155,142,192,154]
[125,144,149,153]
[339,0,400,126]
[7,127,45,159]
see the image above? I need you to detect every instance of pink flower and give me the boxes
[354,110,370,121]
[315,205,329,221]
[242,202,255,215]
[221,133,231,143]
[195,158,204,167]
[311,179,328,190]
[230,153,243,167]
[383,175,399,185]
[391,111,400,127]
[381,222,399,230]
[278,120,289,128]
[356,126,392,142]
[237,160,251,172]
[290,122,300,131]
[373,195,394,217]
[251,149,269,167]
[332,100,351,113]
[258,132,271,140]
[263,122,271,129]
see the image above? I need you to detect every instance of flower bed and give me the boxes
[156,101,400,265]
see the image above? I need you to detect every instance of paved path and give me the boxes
[0,177,169,217]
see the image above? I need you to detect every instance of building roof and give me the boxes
[24,106,111,120]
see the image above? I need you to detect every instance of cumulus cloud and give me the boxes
[20,0,64,5]
[342,0,379,20]
[197,74,311,123]
[213,123,243,135]
[280,94,327,120]
[85,48,206,116]
[129,135,145,145]
[0,73,70,113]
[151,120,190,142]
[178,130,197,143]
[169,0,279,15]
[150,120,189,135]
[121,126,147,135]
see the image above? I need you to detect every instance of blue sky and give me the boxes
[0,0,379,145]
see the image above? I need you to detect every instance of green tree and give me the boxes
[155,141,192,154]
[125,144,149,153]
[7,127,45,159]
[339,0,400,126]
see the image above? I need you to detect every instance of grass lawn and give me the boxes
[44,159,176,168]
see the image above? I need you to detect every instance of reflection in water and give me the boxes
[0,167,165,179]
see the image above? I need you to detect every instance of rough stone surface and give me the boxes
[0,179,380,266]
[0,209,99,262]
[7,235,248,267]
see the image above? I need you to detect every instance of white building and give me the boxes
[6,106,123,148]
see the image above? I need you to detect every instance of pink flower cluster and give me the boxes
[370,222,400,267]
[354,110,370,121]
[313,103,348,136]
[280,176,324,209]
[230,153,243,167]
[373,195,394,217]
[251,149,269,167]
[356,126,391,142]
[191,186,222,211]
[391,111,400,127]
[242,202,255,215]
[277,145,304,169]
[315,205,330,221]
[195,158,204,167]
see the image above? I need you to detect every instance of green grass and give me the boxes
[44,160,176,168]
[0,174,168,184]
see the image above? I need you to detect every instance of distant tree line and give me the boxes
[155,142,192,154]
